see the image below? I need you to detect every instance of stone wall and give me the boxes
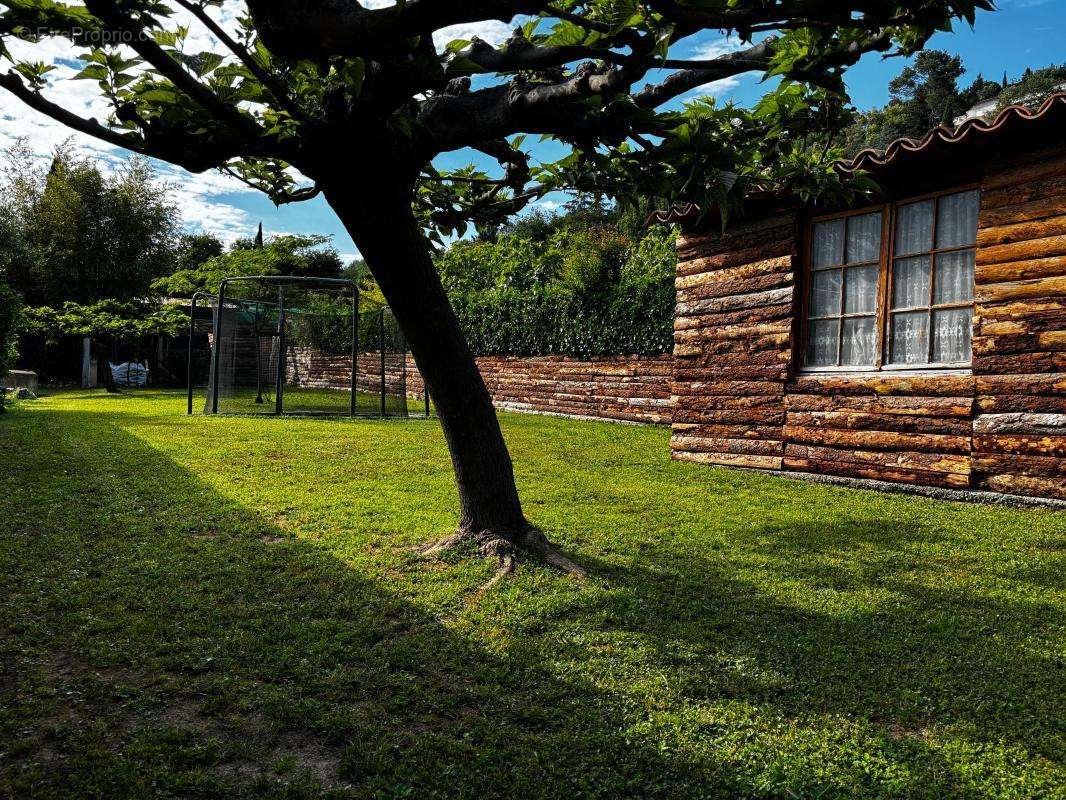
[670,147,1066,501]
[286,347,674,425]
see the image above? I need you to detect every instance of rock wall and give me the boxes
[286,347,674,425]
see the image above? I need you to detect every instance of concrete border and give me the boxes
[764,468,1066,511]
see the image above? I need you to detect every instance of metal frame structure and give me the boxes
[186,275,431,418]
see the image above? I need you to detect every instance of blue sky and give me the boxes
[3,0,1063,261]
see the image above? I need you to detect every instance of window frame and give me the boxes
[799,184,980,374]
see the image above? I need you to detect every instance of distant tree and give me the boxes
[174,232,225,273]
[994,64,1066,114]
[839,49,966,155]
[956,72,1002,110]
[153,234,342,297]
[888,50,966,130]
[0,277,21,411]
[0,140,179,307]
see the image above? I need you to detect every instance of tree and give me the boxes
[0,140,180,307]
[174,231,225,273]
[956,71,1001,111]
[0,0,991,575]
[994,63,1066,114]
[153,233,342,296]
[839,49,967,155]
[888,50,966,131]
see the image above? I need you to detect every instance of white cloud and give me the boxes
[688,35,747,62]
[678,35,754,98]
[0,3,517,243]
[433,20,513,49]
[690,76,742,97]
[356,1,514,49]
[1,12,262,243]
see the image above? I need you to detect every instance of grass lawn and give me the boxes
[1,390,1063,799]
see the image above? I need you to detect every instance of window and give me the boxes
[803,188,979,371]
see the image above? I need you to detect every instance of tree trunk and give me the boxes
[324,183,528,539]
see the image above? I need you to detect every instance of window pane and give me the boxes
[932,308,973,363]
[810,269,841,317]
[892,256,931,309]
[811,218,845,268]
[841,317,877,366]
[895,200,934,256]
[934,250,975,304]
[807,319,840,366]
[936,190,980,249]
[846,212,882,264]
[844,264,878,314]
[889,311,930,364]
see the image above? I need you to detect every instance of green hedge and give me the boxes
[438,218,677,357]
[451,282,674,357]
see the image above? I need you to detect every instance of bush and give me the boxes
[439,221,676,357]
[0,279,23,411]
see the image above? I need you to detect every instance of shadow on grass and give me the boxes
[568,529,1063,761]
[0,403,1062,798]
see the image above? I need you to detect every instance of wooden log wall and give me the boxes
[670,213,798,469]
[670,146,1066,501]
[972,147,1066,499]
[289,348,675,424]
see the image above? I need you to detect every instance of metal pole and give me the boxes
[379,308,386,417]
[349,286,358,417]
[187,292,201,415]
[275,286,286,415]
[255,301,264,405]
[210,283,226,414]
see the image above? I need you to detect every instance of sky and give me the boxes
[1,0,1063,262]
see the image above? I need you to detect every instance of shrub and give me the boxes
[440,221,676,357]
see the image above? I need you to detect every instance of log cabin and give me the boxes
[652,93,1066,502]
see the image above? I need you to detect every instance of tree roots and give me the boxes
[420,525,586,588]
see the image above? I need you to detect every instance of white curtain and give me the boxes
[932,308,973,362]
[934,250,975,304]
[936,190,980,249]
[810,269,841,316]
[892,256,931,309]
[890,311,929,364]
[844,264,878,314]
[811,219,845,268]
[895,200,934,256]
[807,319,840,366]
[846,212,881,263]
[842,317,876,366]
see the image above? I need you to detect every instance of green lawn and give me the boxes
[1,390,1063,799]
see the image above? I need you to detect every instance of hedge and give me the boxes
[450,282,674,357]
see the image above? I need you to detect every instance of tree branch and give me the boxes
[171,0,307,122]
[245,0,546,59]
[0,71,154,157]
[84,0,262,137]
[635,40,775,108]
